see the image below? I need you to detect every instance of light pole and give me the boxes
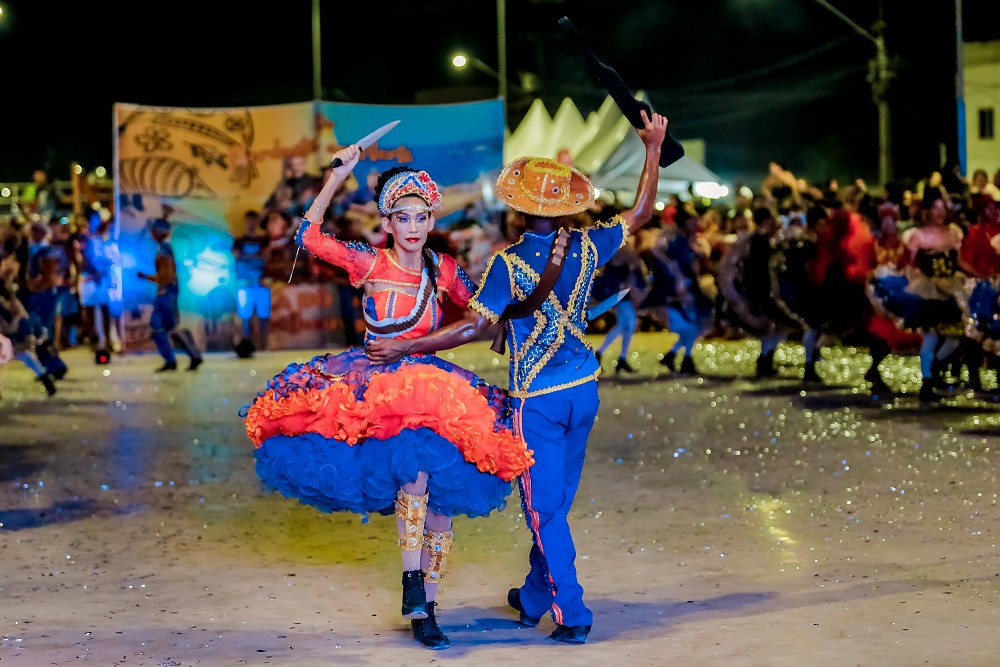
[812,0,894,185]
[955,0,966,175]
[497,0,507,125]
[312,0,322,100]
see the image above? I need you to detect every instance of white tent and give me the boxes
[590,127,726,203]
[503,93,724,201]
[504,96,627,169]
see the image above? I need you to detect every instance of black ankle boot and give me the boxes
[411,601,450,649]
[802,361,820,383]
[659,351,676,370]
[615,356,635,374]
[757,352,776,377]
[401,570,428,619]
[919,382,940,404]
[679,355,697,375]
[37,373,57,396]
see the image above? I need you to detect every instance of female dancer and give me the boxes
[868,195,979,402]
[242,146,533,649]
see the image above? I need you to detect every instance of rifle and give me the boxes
[558,16,685,168]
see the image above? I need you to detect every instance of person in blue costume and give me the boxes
[138,218,204,372]
[243,146,533,650]
[645,207,715,375]
[367,110,669,645]
[592,236,648,374]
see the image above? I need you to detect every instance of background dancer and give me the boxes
[868,195,980,402]
[138,218,204,372]
[592,236,648,374]
[643,208,714,375]
[719,206,802,378]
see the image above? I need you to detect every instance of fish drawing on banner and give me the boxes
[118,108,259,191]
[119,156,215,198]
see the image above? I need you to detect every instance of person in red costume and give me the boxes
[865,202,924,358]
[793,201,894,397]
[242,145,532,651]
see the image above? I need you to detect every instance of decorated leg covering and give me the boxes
[398,490,430,618]
[423,528,454,586]
[397,490,428,552]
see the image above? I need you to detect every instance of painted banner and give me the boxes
[112,99,505,352]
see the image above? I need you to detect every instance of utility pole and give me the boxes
[871,7,894,185]
[497,0,508,128]
[312,0,322,100]
[955,0,966,175]
[813,0,894,185]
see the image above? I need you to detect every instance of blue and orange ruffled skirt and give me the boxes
[243,349,533,518]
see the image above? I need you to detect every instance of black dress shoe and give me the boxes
[37,373,57,396]
[411,601,450,649]
[156,361,178,372]
[919,383,940,404]
[614,356,635,374]
[678,355,697,376]
[507,587,540,627]
[658,351,676,370]
[868,379,894,401]
[549,623,591,644]
[756,352,776,378]
[802,361,821,383]
[188,356,204,371]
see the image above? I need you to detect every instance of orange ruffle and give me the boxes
[244,365,533,481]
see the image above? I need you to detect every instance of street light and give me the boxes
[451,52,505,83]
[812,0,894,185]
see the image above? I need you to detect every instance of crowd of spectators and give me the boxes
[5,157,1000,388]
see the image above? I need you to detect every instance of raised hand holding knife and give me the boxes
[289,120,402,282]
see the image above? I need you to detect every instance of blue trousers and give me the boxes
[150,289,200,363]
[512,380,600,627]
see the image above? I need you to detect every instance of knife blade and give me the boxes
[587,289,630,321]
[330,119,401,168]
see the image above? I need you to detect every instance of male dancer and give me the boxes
[367,110,668,644]
[138,218,203,371]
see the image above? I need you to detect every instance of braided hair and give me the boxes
[374,166,440,294]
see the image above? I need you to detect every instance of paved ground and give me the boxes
[2,333,1000,666]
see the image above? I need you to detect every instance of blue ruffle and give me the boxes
[869,274,961,330]
[255,428,511,518]
[967,278,1000,340]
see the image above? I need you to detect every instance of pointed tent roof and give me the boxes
[544,97,589,160]
[503,93,722,197]
[590,126,724,198]
[572,94,634,174]
[504,98,551,162]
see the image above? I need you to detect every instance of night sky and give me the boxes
[2,0,999,190]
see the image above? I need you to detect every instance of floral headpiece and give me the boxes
[377,170,442,216]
